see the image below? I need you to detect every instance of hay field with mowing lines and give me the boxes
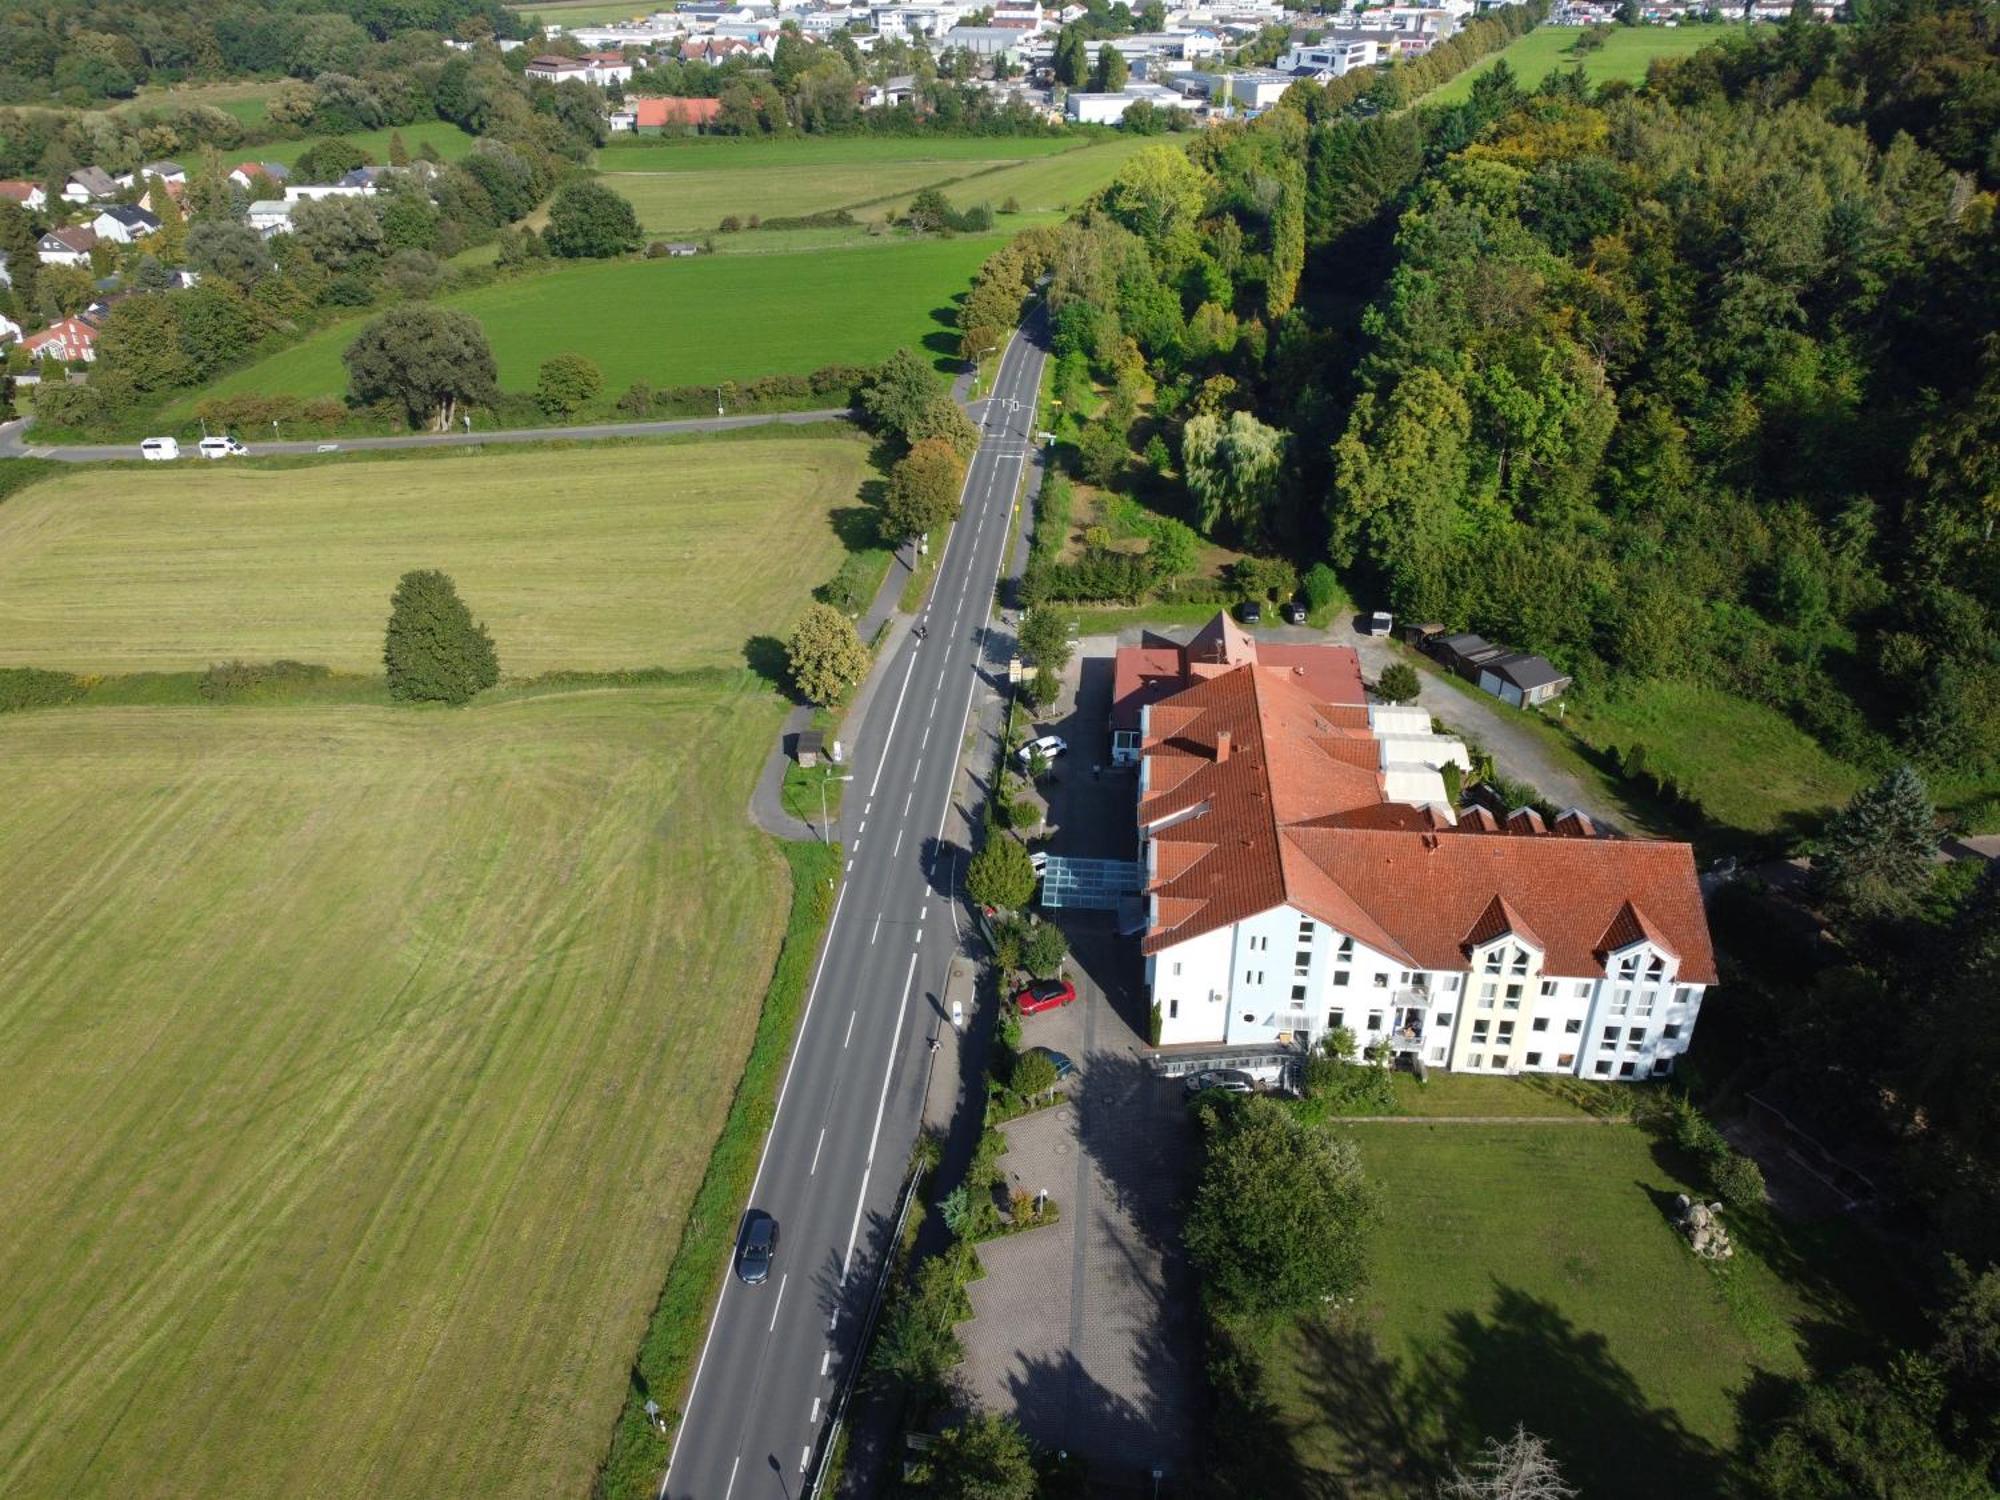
[1425,23,1745,103]
[184,235,1001,407]
[0,439,865,673]
[872,133,1156,219]
[609,159,985,234]
[0,682,792,1500]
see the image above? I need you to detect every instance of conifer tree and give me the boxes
[1814,764,1936,918]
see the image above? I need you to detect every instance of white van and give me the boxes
[139,437,180,461]
[198,436,248,459]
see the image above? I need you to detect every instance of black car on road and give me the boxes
[735,1212,779,1285]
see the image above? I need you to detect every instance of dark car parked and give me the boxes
[1281,599,1308,625]
[1236,599,1263,624]
[735,1212,779,1285]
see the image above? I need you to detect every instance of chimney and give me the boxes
[1215,730,1232,764]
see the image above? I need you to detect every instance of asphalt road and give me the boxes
[0,408,851,462]
[659,320,1047,1500]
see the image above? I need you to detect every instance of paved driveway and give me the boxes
[955,928,1197,1490]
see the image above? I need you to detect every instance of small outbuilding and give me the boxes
[1477,652,1572,708]
[795,729,826,768]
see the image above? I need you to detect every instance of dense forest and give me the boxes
[0,0,524,104]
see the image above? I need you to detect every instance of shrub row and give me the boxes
[0,667,86,713]
[1668,1095,1767,1211]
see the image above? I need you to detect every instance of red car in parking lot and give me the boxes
[1013,978,1077,1015]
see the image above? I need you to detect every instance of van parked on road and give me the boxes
[198,435,247,458]
[139,437,179,461]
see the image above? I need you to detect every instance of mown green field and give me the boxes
[0,682,792,1500]
[1261,1116,1905,1497]
[256,120,481,170]
[1425,22,1746,103]
[186,234,1000,407]
[103,80,279,128]
[1563,678,1865,835]
[0,440,865,673]
[598,134,1133,235]
[509,0,669,21]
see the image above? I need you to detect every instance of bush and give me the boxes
[1022,920,1067,977]
[1670,1095,1730,1160]
[534,352,604,419]
[1713,1150,1766,1210]
[0,667,85,713]
[1377,661,1421,703]
[197,659,331,703]
[1302,562,1341,613]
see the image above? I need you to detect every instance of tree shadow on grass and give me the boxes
[829,502,882,554]
[743,635,795,699]
[1288,1283,1731,1500]
[925,296,969,369]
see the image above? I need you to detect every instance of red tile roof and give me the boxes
[634,95,722,126]
[1137,614,1716,984]
[1111,620,1365,730]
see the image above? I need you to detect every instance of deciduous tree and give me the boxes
[883,437,964,539]
[383,569,500,705]
[785,602,869,705]
[343,304,499,431]
[543,179,641,259]
[966,829,1036,912]
[534,351,603,418]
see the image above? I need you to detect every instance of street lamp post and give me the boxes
[971,342,998,398]
[716,384,724,417]
[818,772,854,844]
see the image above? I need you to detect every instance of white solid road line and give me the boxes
[893,829,904,857]
[870,912,882,945]
[843,949,920,1277]
[768,1273,788,1332]
[843,1009,856,1048]
[723,1455,740,1500]
[658,873,852,1499]
[811,1396,821,1424]
[810,1127,826,1175]
[821,1349,832,1376]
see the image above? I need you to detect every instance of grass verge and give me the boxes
[593,839,842,1500]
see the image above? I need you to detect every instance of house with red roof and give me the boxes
[22,316,98,363]
[633,95,723,128]
[0,180,47,211]
[1134,612,1715,1081]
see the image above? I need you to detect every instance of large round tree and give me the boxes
[543,180,642,259]
[383,569,500,704]
[343,305,498,431]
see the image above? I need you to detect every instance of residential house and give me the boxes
[1427,630,1505,680]
[634,95,723,127]
[62,166,119,204]
[526,53,594,81]
[246,199,299,238]
[90,205,162,244]
[1476,652,1572,708]
[37,227,97,267]
[0,180,48,210]
[115,159,187,189]
[22,315,98,362]
[581,49,640,83]
[1280,36,1380,73]
[0,311,22,346]
[1134,614,1715,1077]
[227,162,290,192]
[285,182,375,202]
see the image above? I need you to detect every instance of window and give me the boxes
[1295,950,1311,970]
[1367,1011,1383,1031]
[1602,1027,1620,1044]
[1171,962,1181,976]
[1479,981,1497,1002]
[1532,1017,1549,1032]
[1652,1057,1674,1077]
[1594,1060,1612,1076]
[1434,1011,1453,1028]
[1565,1018,1582,1034]
[1575,982,1590,998]
[1472,1020,1490,1042]
[1169,998,1179,1019]
[1511,951,1530,976]
[1291,984,1307,1002]
[1372,973,1388,988]
[1635,990,1656,1017]
[1497,1021,1515,1041]
[1611,987,1630,1015]
[1619,1061,1636,1078]
[1626,1033,1645,1052]
[1663,1023,1682,1041]
[1411,971,1429,988]
[1493,1055,1509,1070]
[1676,986,1695,1005]
[1557,1052,1575,1068]
[1327,1009,1344,1031]
[1298,919,1316,941]
[1647,954,1666,979]
[1333,971,1350,988]
[1445,976,1461,992]
[1336,936,1354,960]
[1540,980,1557,997]
[1525,1052,1543,1067]
[1431,1047,1446,1063]
[1483,950,1503,974]
[1469,1053,1483,1069]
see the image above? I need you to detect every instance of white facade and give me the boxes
[1281,36,1381,73]
[1146,900,1708,1079]
[1065,82,1183,122]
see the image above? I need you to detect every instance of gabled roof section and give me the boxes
[1463,893,1543,955]
[1183,610,1257,673]
[1596,899,1678,962]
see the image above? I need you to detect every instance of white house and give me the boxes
[37,227,96,267]
[0,180,48,211]
[1133,614,1715,1079]
[90,205,161,244]
[1281,36,1381,73]
[228,162,290,191]
[62,166,119,204]
[246,199,299,238]
[0,311,22,345]
[284,182,375,202]
[526,52,593,81]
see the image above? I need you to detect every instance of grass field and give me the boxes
[509,0,669,20]
[255,120,481,170]
[185,234,1001,408]
[0,439,866,674]
[1425,22,1746,103]
[1563,678,1865,835]
[596,134,1134,235]
[0,680,793,1499]
[102,79,279,128]
[1259,1117,1906,1497]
